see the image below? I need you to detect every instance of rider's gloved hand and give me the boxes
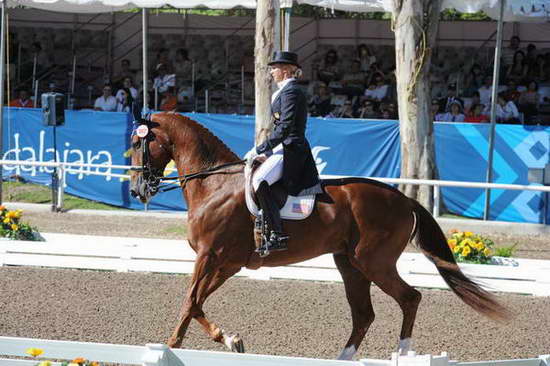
[244,147,259,162]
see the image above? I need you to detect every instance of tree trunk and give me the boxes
[254,0,277,144]
[392,0,441,210]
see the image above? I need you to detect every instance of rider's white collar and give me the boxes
[277,77,295,90]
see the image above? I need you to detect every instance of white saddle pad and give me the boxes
[244,162,315,220]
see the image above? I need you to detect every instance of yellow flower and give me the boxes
[6,211,16,219]
[26,348,44,357]
[453,245,461,254]
[11,224,18,231]
[13,210,22,219]
[461,246,471,257]
[447,239,457,249]
[3,217,9,224]
[38,361,52,366]
[71,358,87,364]
[483,248,491,257]
[464,231,473,237]
[90,362,100,366]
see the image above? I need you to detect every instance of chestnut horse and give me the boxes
[129,112,508,359]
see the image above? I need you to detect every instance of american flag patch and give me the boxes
[292,203,303,213]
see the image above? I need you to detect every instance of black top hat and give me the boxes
[268,51,301,68]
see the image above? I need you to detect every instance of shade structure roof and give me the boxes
[6,0,550,21]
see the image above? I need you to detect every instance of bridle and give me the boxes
[132,118,245,195]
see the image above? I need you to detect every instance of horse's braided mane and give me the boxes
[157,112,239,163]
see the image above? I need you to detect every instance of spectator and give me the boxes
[317,49,341,86]
[432,99,446,122]
[153,63,176,94]
[519,80,541,124]
[356,44,376,72]
[116,77,138,103]
[478,76,493,107]
[506,50,527,84]
[501,36,521,68]
[465,103,489,123]
[503,80,521,105]
[309,83,333,117]
[174,48,193,85]
[441,100,465,122]
[335,100,354,118]
[9,89,33,108]
[525,43,537,69]
[465,91,481,115]
[154,48,173,73]
[341,60,367,97]
[116,88,134,113]
[159,87,177,112]
[464,64,484,97]
[439,84,463,113]
[380,108,392,120]
[495,93,519,123]
[94,84,117,111]
[527,55,548,83]
[357,99,378,119]
[373,75,389,101]
[113,59,136,88]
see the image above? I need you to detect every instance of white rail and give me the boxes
[0,336,548,366]
[1,159,549,217]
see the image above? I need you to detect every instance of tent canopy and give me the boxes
[6,0,550,21]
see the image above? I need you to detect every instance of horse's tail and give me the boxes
[410,199,511,322]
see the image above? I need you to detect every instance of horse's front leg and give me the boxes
[167,252,242,351]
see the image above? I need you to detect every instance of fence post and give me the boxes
[539,355,550,366]
[142,344,184,366]
[57,165,65,211]
[433,185,440,217]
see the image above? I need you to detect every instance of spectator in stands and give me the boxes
[341,60,367,97]
[464,64,484,97]
[504,80,521,104]
[365,62,385,86]
[159,86,177,112]
[501,36,521,69]
[441,100,465,122]
[153,63,176,94]
[525,43,537,69]
[519,81,541,124]
[356,44,376,72]
[439,84,463,113]
[506,50,527,84]
[464,91,481,115]
[380,108,392,120]
[113,59,136,88]
[9,89,33,108]
[154,48,173,73]
[478,76,493,107]
[309,83,332,117]
[373,75,389,101]
[116,87,134,113]
[116,77,138,103]
[94,84,117,112]
[495,93,519,124]
[174,48,193,85]
[432,99,446,122]
[357,99,378,119]
[382,102,397,119]
[527,55,548,83]
[335,100,354,118]
[317,49,341,87]
[465,103,489,123]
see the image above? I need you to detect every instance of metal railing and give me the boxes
[2,159,550,220]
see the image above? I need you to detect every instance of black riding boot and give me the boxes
[255,181,289,252]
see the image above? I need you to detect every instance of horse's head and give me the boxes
[129,118,173,203]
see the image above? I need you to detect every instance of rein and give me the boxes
[158,159,246,192]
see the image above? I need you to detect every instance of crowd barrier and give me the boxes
[1,108,549,223]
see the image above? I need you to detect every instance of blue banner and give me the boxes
[2,108,549,223]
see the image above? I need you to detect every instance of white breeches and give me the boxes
[252,144,284,191]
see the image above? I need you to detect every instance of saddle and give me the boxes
[244,157,316,221]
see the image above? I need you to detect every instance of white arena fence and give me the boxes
[1,232,550,296]
[1,159,550,216]
[0,336,548,366]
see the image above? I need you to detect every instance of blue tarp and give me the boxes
[2,108,549,223]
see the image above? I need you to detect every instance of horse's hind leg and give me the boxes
[334,253,375,361]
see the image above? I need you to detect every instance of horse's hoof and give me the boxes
[224,333,245,353]
[167,336,182,348]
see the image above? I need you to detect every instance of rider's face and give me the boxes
[269,64,286,83]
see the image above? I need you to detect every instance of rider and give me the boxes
[248,51,321,253]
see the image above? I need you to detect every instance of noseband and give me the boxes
[132,118,245,195]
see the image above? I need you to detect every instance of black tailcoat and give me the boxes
[256,80,320,196]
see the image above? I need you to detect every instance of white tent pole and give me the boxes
[142,8,149,116]
[0,0,5,204]
[283,7,290,51]
[483,0,506,221]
